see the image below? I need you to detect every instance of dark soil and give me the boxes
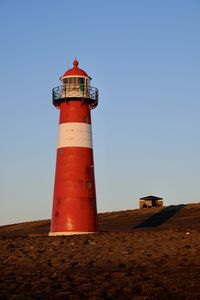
[0,204,200,299]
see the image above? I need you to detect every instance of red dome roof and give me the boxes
[61,59,89,78]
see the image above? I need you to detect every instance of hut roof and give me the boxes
[140,195,163,201]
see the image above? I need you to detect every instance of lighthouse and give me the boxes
[49,59,99,236]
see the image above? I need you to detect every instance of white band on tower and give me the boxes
[57,122,93,149]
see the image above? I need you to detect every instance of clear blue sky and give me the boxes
[0,0,200,225]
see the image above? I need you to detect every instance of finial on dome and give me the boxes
[73,58,79,68]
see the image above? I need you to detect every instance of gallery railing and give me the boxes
[52,84,99,109]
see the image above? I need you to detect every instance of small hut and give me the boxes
[139,195,163,209]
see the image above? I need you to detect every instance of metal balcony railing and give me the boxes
[52,84,99,109]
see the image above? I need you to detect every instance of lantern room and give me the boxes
[52,59,98,109]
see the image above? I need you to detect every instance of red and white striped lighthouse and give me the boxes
[49,59,99,236]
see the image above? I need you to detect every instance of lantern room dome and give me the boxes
[61,59,90,79]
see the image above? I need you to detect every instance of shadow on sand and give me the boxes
[135,204,186,228]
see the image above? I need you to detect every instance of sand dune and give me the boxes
[0,203,199,236]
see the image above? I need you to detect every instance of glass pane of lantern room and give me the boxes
[63,78,69,84]
[80,78,85,92]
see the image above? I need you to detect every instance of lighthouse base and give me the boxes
[48,231,96,236]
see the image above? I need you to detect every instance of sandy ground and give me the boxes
[0,203,200,299]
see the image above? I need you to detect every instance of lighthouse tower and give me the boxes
[49,59,99,236]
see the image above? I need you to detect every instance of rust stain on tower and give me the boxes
[49,59,99,236]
